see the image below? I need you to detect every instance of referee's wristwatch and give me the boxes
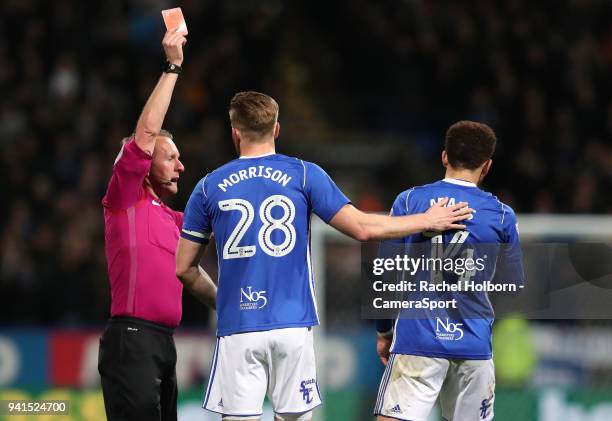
[164,61,182,75]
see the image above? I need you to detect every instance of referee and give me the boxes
[98,30,216,421]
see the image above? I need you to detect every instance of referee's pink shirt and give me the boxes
[102,138,183,328]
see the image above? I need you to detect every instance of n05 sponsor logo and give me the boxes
[435,318,464,341]
[240,287,268,310]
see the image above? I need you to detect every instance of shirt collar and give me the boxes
[239,152,276,159]
[442,178,477,187]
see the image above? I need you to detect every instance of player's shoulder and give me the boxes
[211,154,306,172]
[283,156,337,187]
[276,155,318,170]
[393,180,498,208]
[498,200,517,224]
[394,180,445,201]
[425,179,495,200]
[412,180,446,194]
[271,153,311,170]
[389,185,427,215]
[260,154,315,186]
[392,186,416,203]
[480,191,516,225]
[186,173,209,199]
[476,186,515,213]
[189,162,236,197]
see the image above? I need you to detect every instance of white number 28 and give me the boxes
[219,195,297,259]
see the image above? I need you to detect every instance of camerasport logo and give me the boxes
[435,318,464,341]
[240,286,268,310]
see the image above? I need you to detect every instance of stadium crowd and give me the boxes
[2,0,612,324]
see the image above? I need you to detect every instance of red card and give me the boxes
[161,7,188,35]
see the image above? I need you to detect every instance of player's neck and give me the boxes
[239,140,276,158]
[444,169,480,185]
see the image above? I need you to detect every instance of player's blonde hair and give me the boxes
[229,91,279,139]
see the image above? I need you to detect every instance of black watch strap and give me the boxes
[164,61,182,75]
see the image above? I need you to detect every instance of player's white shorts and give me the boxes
[374,354,495,421]
[203,327,321,417]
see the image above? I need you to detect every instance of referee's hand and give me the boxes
[163,28,186,66]
[377,334,393,366]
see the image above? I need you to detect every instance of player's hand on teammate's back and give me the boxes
[162,28,186,65]
[424,197,473,231]
[377,335,393,366]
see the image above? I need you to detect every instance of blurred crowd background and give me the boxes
[4,0,612,325]
[2,2,612,418]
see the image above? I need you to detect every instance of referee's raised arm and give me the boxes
[134,28,185,156]
[103,29,186,210]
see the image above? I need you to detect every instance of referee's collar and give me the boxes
[442,178,477,187]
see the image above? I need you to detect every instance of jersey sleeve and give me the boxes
[495,205,525,287]
[181,178,211,244]
[304,162,351,223]
[390,190,410,217]
[385,189,414,245]
[102,138,152,209]
[376,191,412,335]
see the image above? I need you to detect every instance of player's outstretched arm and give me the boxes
[134,29,186,155]
[176,238,217,309]
[329,198,473,241]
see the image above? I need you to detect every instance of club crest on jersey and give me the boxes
[435,317,464,341]
[240,286,268,310]
[479,394,493,419]
[300,379,316,404]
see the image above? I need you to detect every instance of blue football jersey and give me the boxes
[378,178,524,359]
[182,153,350,337]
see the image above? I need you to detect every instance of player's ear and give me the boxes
[274,121,280,140]
[480,159,492,180]
[441,150,449,168]
[231,128,241,156]
[485,159,492,174]
[231,127,240,143]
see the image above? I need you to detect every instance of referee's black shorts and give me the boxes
[98,316,178,421]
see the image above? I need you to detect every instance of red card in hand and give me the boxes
[161,7,188,35]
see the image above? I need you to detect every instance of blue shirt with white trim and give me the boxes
[182,153,350,336]
[378,178,524,359]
